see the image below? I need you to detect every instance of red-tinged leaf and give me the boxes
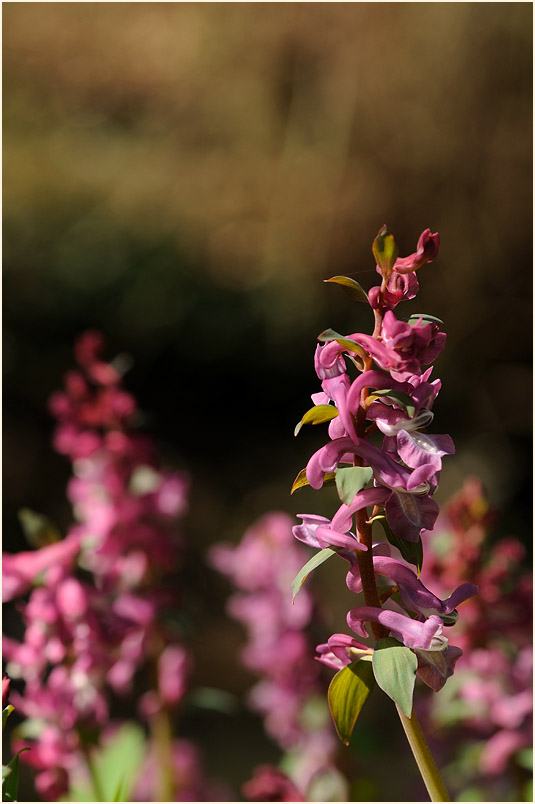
[324,276,368,303]
[372,225,399,279]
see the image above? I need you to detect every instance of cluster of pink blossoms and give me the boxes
[293,227,477,695]
[2,332,209,801]
[419,478,532,795]
[209,512,346,801]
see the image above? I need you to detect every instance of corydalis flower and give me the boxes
[351,312,446,379]
[305,437,438,543]
[346,556,478,622]
[347,606,448,651]
[369,228,439,309]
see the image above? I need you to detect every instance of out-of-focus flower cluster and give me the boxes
[2,332,216,801]
[418,478,532,799]
[209,512,347,801]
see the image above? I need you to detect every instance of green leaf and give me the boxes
[2,748,30,801]
[406,313,444,327]
[372,226,398,279]
[372,637,417,717]
[324,276,369,303]
[294,404,339,436]
[68,723,146,802]
[367,389,416,419]
[291,548,337,601]
[375,516,423,574]
[516,747,533,771]
[186,687,239,715]
[335,466,373,505]
[2,766,11,781]
[112,777,127,802]
[18,508,61,548]
[328,660,375,745]
[290,468,336,494]
[3,705,14,730]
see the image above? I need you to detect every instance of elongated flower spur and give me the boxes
[290,226,478,801]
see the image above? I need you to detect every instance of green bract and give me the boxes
[372,637,417,718]
[406,313,444,327]
[335,466,373,505]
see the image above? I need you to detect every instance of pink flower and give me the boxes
[243,766,305,802]
[2,533,81,602]
[158,645,191,707]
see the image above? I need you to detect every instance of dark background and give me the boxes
[3,3,532,800]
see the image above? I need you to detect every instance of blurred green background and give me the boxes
[3,3,532,800]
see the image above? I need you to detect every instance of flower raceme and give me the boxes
[2,332,208,801]
[291,226,477,732]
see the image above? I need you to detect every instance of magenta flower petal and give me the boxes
[347,606,446,650]
[2,534,82,602]
[397,430,455,472]
[292,514,332,548]
[392,229,440,274]
[331,488,389,534]
[347,556,478,619]
[345,370,410,418]
[314,342,346,380]
[315,633,372,670]
[315,525,367,552]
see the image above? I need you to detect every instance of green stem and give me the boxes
[83,746,106,803]
[152,708,175,802]
[395,705,451,802]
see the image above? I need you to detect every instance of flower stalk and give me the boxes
[396,705,451,802]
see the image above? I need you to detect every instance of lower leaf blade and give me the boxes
[328,660,375,745]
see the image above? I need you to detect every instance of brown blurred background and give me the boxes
[3,3,532,800]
